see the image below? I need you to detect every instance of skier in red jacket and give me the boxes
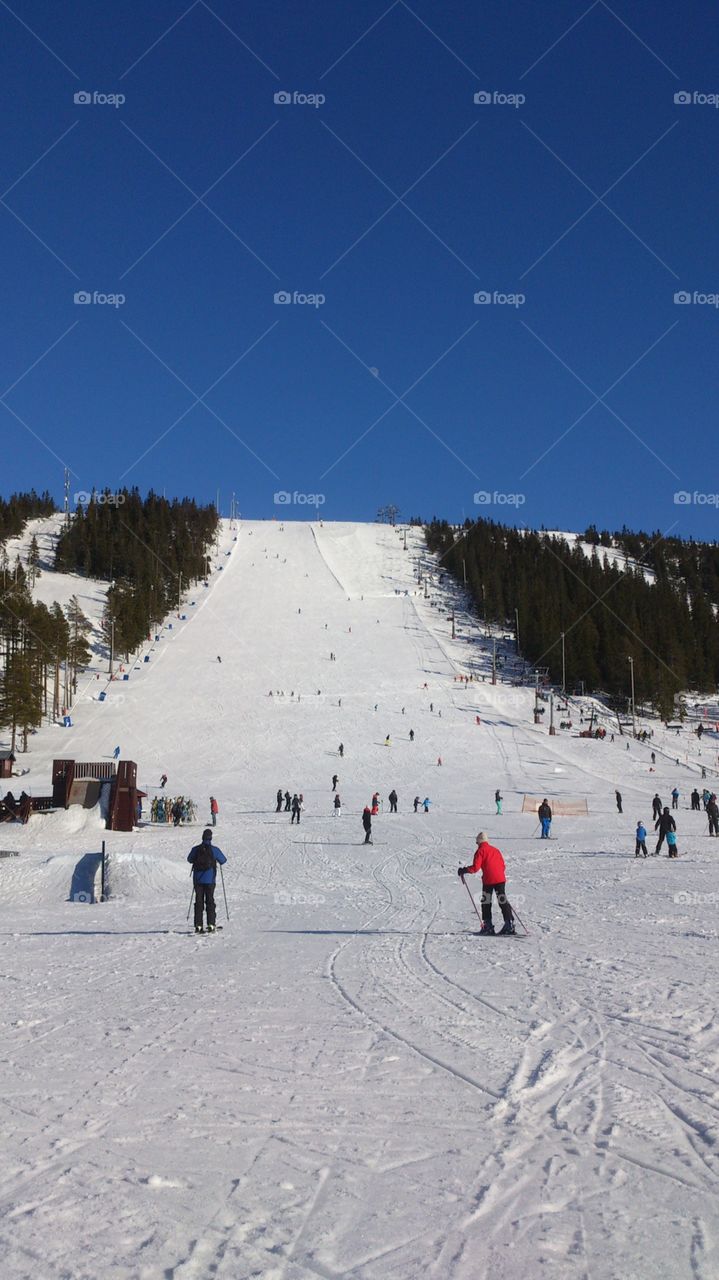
[458,832,515,935]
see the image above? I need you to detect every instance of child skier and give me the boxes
[635,821,648,858]
[495,789,502,815]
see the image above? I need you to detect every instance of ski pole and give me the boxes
[460,873,483,927]
[505,900,530,936]
[219,864,230,921]
[186,882,195,921]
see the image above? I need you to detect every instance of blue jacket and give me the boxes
[188,842,227,885]
[636,824,646,841]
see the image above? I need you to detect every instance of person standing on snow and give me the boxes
[362,805,373,844]
[276,788,284,813]
[457,832,515,936]
[160,773,167,789]
[371,792,380,816]
[332,774,338,791]
[538,799,552,838]
[666,828,679,858]
[338,743,344,758]
[413,795,420,812]
[495,790,502,815]
[422,797,431,813]
[707,794,719,836]
[284,790,291,811]
[654,806,676,854]
[388,789,398,813]
[290,794,302,824]
[671,787,680,809]
[334,792,342,818]
[113,745,120,761]
[210,795,219,827]
[615,790,623,814]
[651,794,662,821]
[188,828,227,934]
[691,788,701,811]
[409,729,415,742]
[635,821,648,858]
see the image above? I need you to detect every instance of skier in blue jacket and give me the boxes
[188,828,227,933]
[635,821,648,858]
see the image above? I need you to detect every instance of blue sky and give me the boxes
[1,0,718,535]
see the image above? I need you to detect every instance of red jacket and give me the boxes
[464,841,505,885]
[210,798,219,814]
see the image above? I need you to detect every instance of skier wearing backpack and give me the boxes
[457,832,515,935]
[188,829,227,934]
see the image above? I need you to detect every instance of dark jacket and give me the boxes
[654,810,676,835]
[538,802,552,821]
[188,841,227,885]
[362,807,372,831]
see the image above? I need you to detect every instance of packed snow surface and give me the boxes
[1,520,718,1280]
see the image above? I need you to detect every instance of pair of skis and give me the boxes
[459,874,529,937]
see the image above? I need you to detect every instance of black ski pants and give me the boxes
[389,800,397,812]
[194,882,216,928]
[635,840,648,857]
[655,830,673,853]
[276,799,283,812]
[291,810,300,823]
[363,827,372,843]
[481,882,513,927]
[284,798,291,811]
[709,816,719,836]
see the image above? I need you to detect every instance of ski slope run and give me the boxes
[1,520,718,1280]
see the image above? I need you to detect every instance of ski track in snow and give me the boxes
[0,518,718,1279]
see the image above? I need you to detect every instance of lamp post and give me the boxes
[628,656,636,738]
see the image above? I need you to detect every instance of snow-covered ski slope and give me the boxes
[2,520,718,1280]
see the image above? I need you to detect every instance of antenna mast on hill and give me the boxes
[63,468,70,523]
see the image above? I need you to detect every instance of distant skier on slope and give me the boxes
[615,790,623,814]
[691,788,701,811]
[652,794,663,820]
[291,794,302,825]
[671,787,680,809]
[409,729,414,742]
[338,743,344,758]
[332,774,338,791]
[422,797,431,813]
[458,832,515,936]
[188,828,227,934]
[538,799,552,839]
[276,788,284,812]
[284,790,291,811]
[388,789,398,813]
[413,796,420,812]
[362,806,372,844]
[160,773,167,789]
[495,790,502,815]
[707,794,719,836]
[334,792,342,818]
[113,745,120,761]
[210,795,219,827]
